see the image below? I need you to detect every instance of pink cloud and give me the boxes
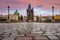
[0,0,60,15]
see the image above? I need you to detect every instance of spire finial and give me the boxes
[28,4,31,9]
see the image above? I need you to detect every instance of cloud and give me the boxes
[0,0,60,15]
[55,3,60,6]
[49,2,60,6]
[36,5,43,7]
[0,0,26,5]
[8,1,25,5]
[45,0,60,6]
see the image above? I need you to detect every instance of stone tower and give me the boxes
[27,4,34,22]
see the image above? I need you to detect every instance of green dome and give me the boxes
[14,10,19,15]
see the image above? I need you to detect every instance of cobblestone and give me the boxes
[0,22,60,40]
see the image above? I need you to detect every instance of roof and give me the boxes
[14,10,19,15]
[41,16,47,18]
[55,14,60,16]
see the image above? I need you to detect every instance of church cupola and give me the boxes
[14,10,19,15]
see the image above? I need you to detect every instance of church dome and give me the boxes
[14,10,19,15]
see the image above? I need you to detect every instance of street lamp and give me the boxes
[7,6,10,19]
[52,6,54,20]
[52,6,55,23]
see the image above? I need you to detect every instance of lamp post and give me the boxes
[7,6,10,22]
[7,6,10,19]
[52,6,55,23]
[52,6,54,20]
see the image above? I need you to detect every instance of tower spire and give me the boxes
[28,4,31,9]
[27,4,34,22]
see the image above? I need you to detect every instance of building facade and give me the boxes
[54,15,60,20]
[9,14,19,21]
[5,10,20,21]
[54,15,60,22]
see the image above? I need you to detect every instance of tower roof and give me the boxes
[14,10,19,15]
[28,4,31,9]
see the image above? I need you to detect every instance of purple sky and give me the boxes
[0,0,60,16]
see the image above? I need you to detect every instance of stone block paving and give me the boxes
[0,23,60,40]
[0,33,60,40]
[15,36,32,40]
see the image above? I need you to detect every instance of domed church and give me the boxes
[14,10,19,15]
[9,10,20,21]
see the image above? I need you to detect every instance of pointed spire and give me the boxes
[28,4,31,9]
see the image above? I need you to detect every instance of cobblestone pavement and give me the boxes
[0,22,60,40]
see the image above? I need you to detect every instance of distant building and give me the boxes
[54,15,60,22]
[54,15,60,20]
[41,16,47,21]
[33,16,37,22]
[9,14,19,21]
[23,16,27,22]
[27,4,34,22]
[38,16,52,22]
[20,15,23,21]
[12,10,20,20]
[0,15,6,21]
[5,10,20,21]
[46,16,52,20]
[14,10,20,20]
